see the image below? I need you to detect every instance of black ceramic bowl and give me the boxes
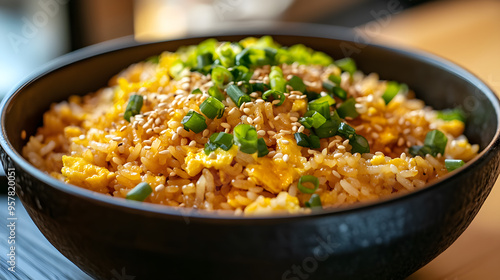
[1,28,500,280]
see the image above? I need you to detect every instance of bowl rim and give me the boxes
[2,28,500,221]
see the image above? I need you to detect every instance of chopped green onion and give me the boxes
[437,108,466,123]
[336,98,359,119]
[349,134,370,154]
[328,74,341,85]
[298,175,319,194]
[313,95,336,106]
[335,57,357,75]
[305,194,322,209]
[322,81,335,92]
[204,141,218,155]
[208,85,225,101]
[262,90,286,106]
[408,145,434,157]
[227,84,251,107]
[199,96,225,119]
[287,75,307,92]
[424,130,448,156]
[257,138,269,157]
[215,42,242,68]
[309,134,320,149]
[314,119,340,138]
[337,122,356,138]
[181,110,207,133]
[251,82,270,93]
[124,94,144,122]
[445,159,465,171]
[145,55,159,64]
[211,65,233,87]
[305,90,320,101]
[308,100,330,119]
[191,88,202,95]
[382,81,400,104]
[126,182,153,201]
[332,86,347,100]
[230,65,252,82]
[270,66,287,93]
[299,111,327,129]
[233,124,258,154]
[196,52,213,73]
[294,132,310,147]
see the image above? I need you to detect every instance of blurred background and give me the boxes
[1,0,499,279]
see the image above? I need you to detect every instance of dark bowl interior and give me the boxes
[1,29,500,280]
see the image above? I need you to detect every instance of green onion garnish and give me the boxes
[349,134,370,154]
[257,138,269,157]
[437,108,466,123]
[305,90,320,101]
[337,122,356,138]
[204,132,234,155]
[305,194,322,209]
[196,52,213,73]
[208,85,225,101]
[262,89,286,106]
[409,130,448,157]
[312,95,336,106]
[299,111,327,129]
[211,65,233,87]
[126,182,153,201]
[251,82,270,93]
[332,86,347,100]
[287,75,307,92]
[382,81,401,104]
[328,74,341,85]
[298,175,319,194]
[336,98,359,119]
[146,55,159,64]
[308,100,330,119]
[423,130,448,156]
[124,94,144,122]
[445,159,465,171]
[314,119,340,139]
[335,57,357,75]
[181,110,207,133]
[191,88,202,95]
[199,96,225,119]
[294,132,310,147]
[230,65,252,82]
[227,84,251,107]
[234,124,258,154]
[270,66,287,93]
[309,134,320,149]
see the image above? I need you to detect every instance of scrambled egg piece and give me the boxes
[61,156,114,193]
[438,120,465,138]
[244,192,301,215]
[246,137,304,194]
[184,146,239,176]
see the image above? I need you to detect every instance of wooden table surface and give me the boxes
[370,1,500,278]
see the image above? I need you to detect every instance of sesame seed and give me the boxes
[247,116,254,124]
[250,92,259,98]
[332,170,341,178]
[221,123,231,129]
[298,126,305,133]
[343,139,349,146]
[397,137,405,146]
[146,128,153,134]
[253,116,262,123]
[267,131,276,136]
[283,154,289,162]
[292,126,298,132]
[281,130,292,134]
[119,126,127,132]
[272,100,280,105]
[155,184,165,192]
[282,140,290,144]
[243,108,251,114]
[208,153,217,159]
[255,99,265,104]
[290,117,298,122]
[333,153,343,158]
[171,133,179,141]
[144,146,151,150]
[229,107,238,115]
[189,140,196,147]
[159,150,170,155]
[273,152,284,159]
[274,116,280,121]
[257,130,266,136]
[338,145,346,150]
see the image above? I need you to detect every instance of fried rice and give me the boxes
[22,36,479,215]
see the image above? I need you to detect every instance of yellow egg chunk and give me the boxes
[244,192,303,215]
[184,146,239,176]
[61,156,113,194]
